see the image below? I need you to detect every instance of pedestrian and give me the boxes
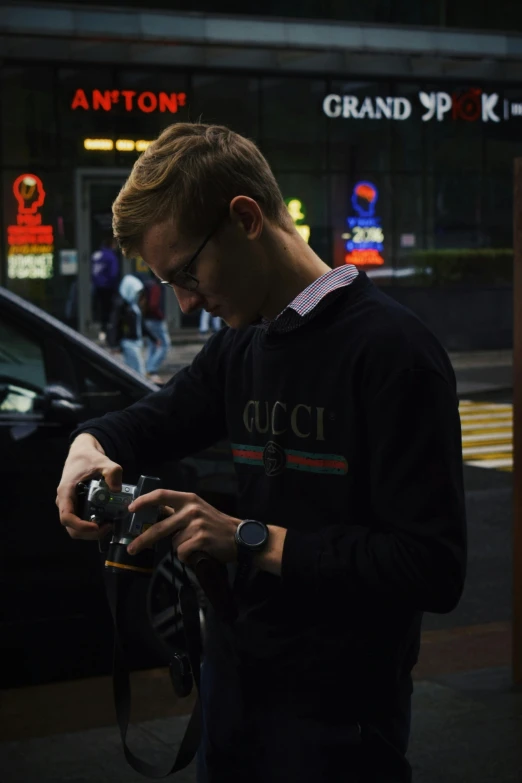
[199,307,222,338]
[91,234,120,341]
[107,274,158,377]
[142,275,172,383]
[57,123,467,783]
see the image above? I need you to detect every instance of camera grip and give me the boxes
[187,551,237,625]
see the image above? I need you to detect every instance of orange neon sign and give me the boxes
[7,174,54,279]
[345,249,384,267]
[71,89,187,114]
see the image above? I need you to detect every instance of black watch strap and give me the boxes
[233,548,254,593]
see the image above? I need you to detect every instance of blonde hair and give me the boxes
[112,122,292,257]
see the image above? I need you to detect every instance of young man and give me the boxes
[57,123,467,783]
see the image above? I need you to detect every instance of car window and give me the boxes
[0,316,46,389]
[0,383,39,414]
[71,352,144,414]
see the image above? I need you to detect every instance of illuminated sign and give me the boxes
[84,139,152,152]
[323,89,522,123]
[72,89,186,114]
[343,182,384,267]
[285,198,311,244]
[7,174,53,280]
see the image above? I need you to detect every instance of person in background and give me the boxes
[199,307,222,338]
[142,276,172,384]
[91,235,120,342]
[107,274,158,377]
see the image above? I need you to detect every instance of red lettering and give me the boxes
[17,215,42,226]
[121,90,136,111]
[92,90,112,111]
[71,88,89,111]
[8,226,54,245]
[159,92,178,113]
[137,91,157,113]
[178,93,186,107]
[452,89,481,122]
[345,249,384,267]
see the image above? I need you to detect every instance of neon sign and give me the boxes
[83,138,152,152]
[72,89,187,114]
[343,182,384,267]
[7,174,53,280]
[285,198,311,244]
[324,89,522,123]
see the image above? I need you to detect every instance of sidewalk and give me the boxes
[1,662,521,782]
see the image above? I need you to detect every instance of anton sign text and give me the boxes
[71,89,187,114]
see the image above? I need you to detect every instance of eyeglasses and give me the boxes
[160,219,223,293]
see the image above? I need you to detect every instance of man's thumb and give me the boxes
[103,462,123,492]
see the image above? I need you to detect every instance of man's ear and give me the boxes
[229,196,263,240]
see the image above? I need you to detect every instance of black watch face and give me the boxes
[241,521,266,547]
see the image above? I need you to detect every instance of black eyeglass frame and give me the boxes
[160,217,224,292]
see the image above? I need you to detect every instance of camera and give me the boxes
[76,474,162,575]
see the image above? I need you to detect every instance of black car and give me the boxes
[0,286,237,688]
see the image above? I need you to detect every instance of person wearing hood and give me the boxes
[91,235,120,340]
[107,274,158,376]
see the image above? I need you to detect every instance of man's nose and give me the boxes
[173,286,205,314]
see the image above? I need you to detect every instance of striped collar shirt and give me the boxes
[260,264,359,334]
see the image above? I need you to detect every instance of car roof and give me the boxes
[0,286,158,392]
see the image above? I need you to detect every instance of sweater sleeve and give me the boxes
[70,330,229,473]
[281,368,467,614]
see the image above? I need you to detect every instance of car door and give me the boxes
[0,312,118,687]
[0,299,204,687]
[0,287,239,686]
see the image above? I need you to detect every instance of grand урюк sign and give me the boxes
[323,88,522,123]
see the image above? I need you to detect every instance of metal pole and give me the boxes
[513,158,522,685]
[75,171,90,336]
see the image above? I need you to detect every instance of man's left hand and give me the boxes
[126,490,242,564]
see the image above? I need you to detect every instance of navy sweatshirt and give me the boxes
[73,271,466,724]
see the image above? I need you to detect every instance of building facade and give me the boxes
[2,1,522,345]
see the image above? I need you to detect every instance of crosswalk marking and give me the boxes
[459,400,513,472]
[462,443,512,456]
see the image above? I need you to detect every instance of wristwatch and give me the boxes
[234,519,269,588]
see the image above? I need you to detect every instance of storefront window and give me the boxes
[1,66,58,169]
[426,173,483,250]
[390,83,424,173]
[277,172,330,264]
[392,175,425,281]
[1,64,520,305]
[484,86,522,174]
[423,83,484,173]
[58,67,118,168]
[483,176,513,248]
[192,75,259,141]
[328,80,393,175]
[260,78,327,172]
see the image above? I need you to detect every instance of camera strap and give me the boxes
[104,568,203,778]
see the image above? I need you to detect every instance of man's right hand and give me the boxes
[56,433,123,540]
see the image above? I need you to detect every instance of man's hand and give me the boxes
[126,490,242,564]
[56,433,123,541]
[127,489,289,575]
